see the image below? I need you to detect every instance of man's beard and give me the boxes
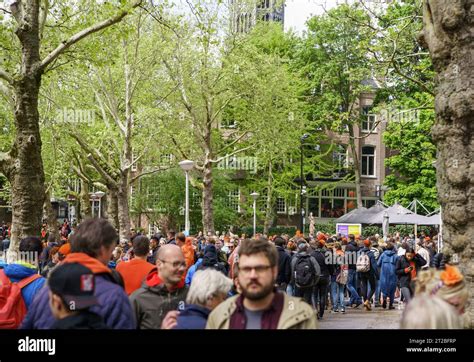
[241,279,275,301]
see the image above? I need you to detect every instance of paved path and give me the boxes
[318,304,403,329]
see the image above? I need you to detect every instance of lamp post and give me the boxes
[250,192,259,237]
[179,160,194,235]
[94,191,105,218]
[300,134,309,233]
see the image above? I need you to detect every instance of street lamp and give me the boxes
[179,160,194,235]
[94,191,105,218]
[250,192,259,237]
[300,134,310,233]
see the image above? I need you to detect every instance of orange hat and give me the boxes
[317,233,327,241]
[319,239,326,247]
[363,239,370,247]
[425,236,431,241]
[58,242,71,256]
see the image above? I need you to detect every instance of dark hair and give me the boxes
[273,236,286,247]
[150,234,162,242]
[168,230,176,237]
[348,234,355,241]
[70,218,118,258]
[385,242,394,250]
[406,247,415,254]
[47,233,57,244]
[176,233,186,243]
[133,235,150,257]
[19,236,43,254]
[238,238,278,267]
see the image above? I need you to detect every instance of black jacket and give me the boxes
[395,254,427,288]
[430,252,446,270]
[311,247,334,278]
[52,310,109,329]
[197,245,227,275]
[345,241,360,270]
[276,246,291,285]
[147,247,159,265]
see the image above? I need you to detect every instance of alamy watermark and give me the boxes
[0,250,39,266]
[55,107,95,124]
[217,154,258,174]
[380,106,422,125]
[322,250,368,265]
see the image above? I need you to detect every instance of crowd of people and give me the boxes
[0,218,469,329]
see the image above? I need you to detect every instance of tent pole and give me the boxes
[438,206,443,253]
[414,199,418,240]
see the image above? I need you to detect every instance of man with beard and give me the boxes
[206,238,316,329]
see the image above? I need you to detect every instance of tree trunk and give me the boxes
[421,0,474,328]
[79,179,92,221]
[105,188,119,231]
[348,125,363,208]
[43,189,59,242]
[117,174,131,243]
[9,48,45,252]
[202,159,215,235]
[263,160,274,235]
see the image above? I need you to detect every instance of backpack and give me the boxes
[197,261,227,276]
[293,254,319,288]
[0,269,41,329]
[356,252,371,273]
[336,264,349,285]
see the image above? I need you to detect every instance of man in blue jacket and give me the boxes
[21,218,135,329]
[2,236,46,309]
[185,252,203,286]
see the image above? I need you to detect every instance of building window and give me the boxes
[333,145,347,167]
[276,197,286,214]
[91,200,100,217]
[58,205,68,219]
[159,154,173,166]
[306,187,363,218]
[361,106,377,133]
[148,223,158,236]
[129,186,135,208]
[228,189,240,212]
[361,146,376,177]
[221,119,237,129]
[363,199,377,208]
[131,153,138,172]
[192,190,201,208]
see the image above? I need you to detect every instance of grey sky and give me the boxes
[284,0,352,35]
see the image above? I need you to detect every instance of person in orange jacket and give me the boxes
[176,233,195,273]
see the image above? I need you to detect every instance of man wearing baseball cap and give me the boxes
[48,263,107,329]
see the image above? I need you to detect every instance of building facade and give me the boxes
[230,0,285,33]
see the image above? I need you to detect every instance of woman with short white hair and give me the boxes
[401,294,463,329]
[173,269,233,329]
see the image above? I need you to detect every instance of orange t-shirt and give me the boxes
[116,258,156,295]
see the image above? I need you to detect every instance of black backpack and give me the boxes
[197,261,227,276]
[292,254,319,288]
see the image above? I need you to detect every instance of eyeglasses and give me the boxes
[158,259,187,268]
[238,265,272,275]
